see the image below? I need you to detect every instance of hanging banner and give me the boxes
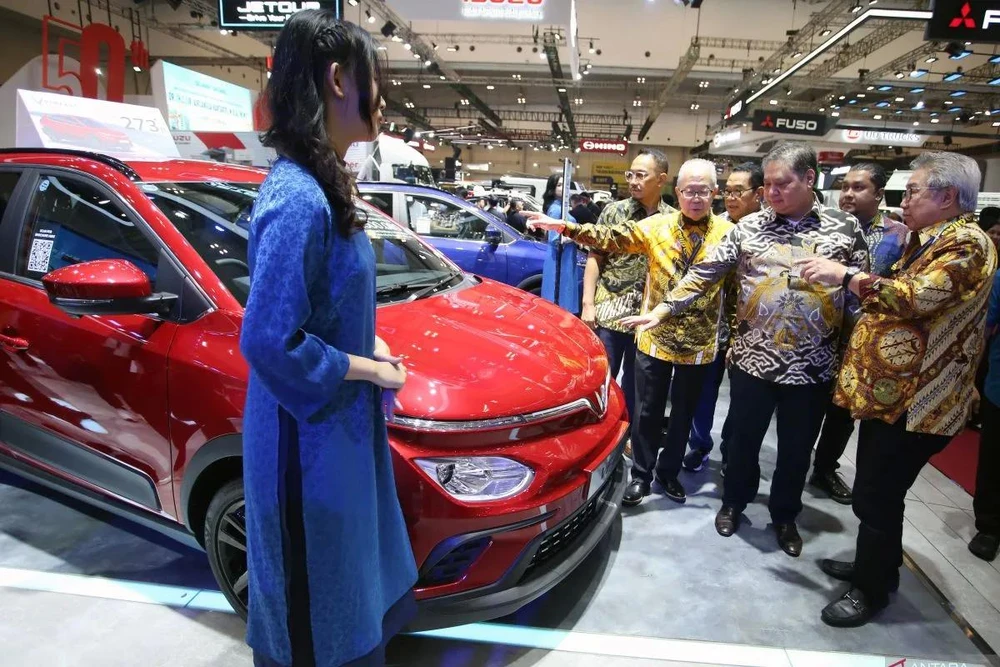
[387,0,570,23]
[218,1,342,30]
[151,61,254,132]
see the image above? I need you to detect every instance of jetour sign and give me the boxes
[579,138,629,154]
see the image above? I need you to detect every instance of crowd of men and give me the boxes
[527,143,999,629]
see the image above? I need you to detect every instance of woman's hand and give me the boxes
[373,361,407,390]
[525,211,567,234]
[374,336,402,365]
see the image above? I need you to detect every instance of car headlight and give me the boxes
[415,457,534,502]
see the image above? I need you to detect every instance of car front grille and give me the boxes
[521,476,612,579]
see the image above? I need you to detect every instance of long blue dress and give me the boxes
[240,158,418,666]
[540,201,581,314]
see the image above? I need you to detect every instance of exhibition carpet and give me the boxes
[930,429,980,497]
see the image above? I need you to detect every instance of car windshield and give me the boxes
[143,181,460,307]
[392,164,436,187]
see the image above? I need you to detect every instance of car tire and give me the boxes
[204,478,249,620]
[518,277,543,296]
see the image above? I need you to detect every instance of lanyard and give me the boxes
[894,221,957,274]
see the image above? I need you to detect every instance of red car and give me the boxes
[0,148,628,628]
[38,115,133,152]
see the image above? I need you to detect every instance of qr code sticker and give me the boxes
[27,239,54,274]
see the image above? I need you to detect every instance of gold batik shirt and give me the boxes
[567,211,735,364]
[835,215,998,436]
[592,198,676,334]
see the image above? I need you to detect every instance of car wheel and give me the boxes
[204,478,249,620]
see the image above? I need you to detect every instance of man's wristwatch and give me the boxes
[842,267,860,290]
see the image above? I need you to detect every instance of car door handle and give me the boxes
[0,334,29,352]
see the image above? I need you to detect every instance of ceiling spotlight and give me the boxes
[403,42,411,50]
[991,55,1000,64]
[769,99,778,105]
[792,51,803,59]
[857,93,866,98]
[366,10,375,24]
[558,87,567,92]
[424,59,432,66]
[819,106,826,112]
[945,99,954,105]
[874,114,883,120]
[391,79,401,86]
[895,96,905,102]
[877,85,893,91]
[348,0,358,5]
[589,41,595,54]
[910,68,928,78]
[850,3,863,13]
[540,52,547,60]
[946,41,973,59]
[487,85,495,90]
[867,85,875,91]
[423,84,431,89]
[513,74,522,80]
[699,80,710,88]
[412,53,420,59]
[913,121,919,126]
[831,111,841,117]
[894,71,905,79]
[690,102,700,110]
[637,77,646,83]
[930,118,940,123]
[820,29,832,37]
[913,101,925,110]
[950,90,967,97]
[447,45,459,52]
[944,68,964,82]
[439,75,446,80]
[925,55,938,63]
[575,98,584,105]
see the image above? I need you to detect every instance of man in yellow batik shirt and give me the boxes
[796,152,998,628]
[528,159,734,507]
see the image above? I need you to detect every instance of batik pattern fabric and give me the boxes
[835,215,998,436]
[591,197,676,333]
[660,202,869,385]
[566,211,734,365]
[862,212,909,278]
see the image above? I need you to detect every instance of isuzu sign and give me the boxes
[752,110,829,137]
[579,138,629,155]
[218,1,341,30]
[926,0,1000,43]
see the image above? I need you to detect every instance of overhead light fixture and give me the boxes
[348,0,358,5]
[867,85,875,91]
[876,101,891,108]
[862,107,870,112]
[133,65,142,73]
[486,85,495,90]
[820,29,832,37]
[637,76,646,83]
[424,59,432,66]
[574,97,583,105]
[948,106,963,113]
[839,95,847,100]
[439,75,446,80]
[792,51,803,58]
[946,41,973,59]
[990,76,1000,86]
[558,87,567,92]
[423,84,431,89]
[849,99,858,104]
[589,41,595,54]
[690,102,700,110]
[944,69,964,82]
[877,85,893,91]
[991,55,1000,64]
[930,118,939,123]
[391,79,401,86]
[910,68,928,78]
[925,55,938,63]
[831,111,840,117]
[874,114,882,120]
[945,99,954,105]
[895,71,905,79]
[539,52,547,60]
[851,3,863,13]
[869,0,878,4]
[412,53,421,59]
[950,90,967,97]
[913,101,925,110]
[769,99,778,105]
[447,44,459,52]
[930,111,939,116]
[366,10,375,24]
[913,121,919,126]
[911,87,925,93]
[403,42,411,50]
[895,96,905,102]
[699,80,710,88]
[819,106,826,111]
[857,93,866,98]
[95,67,103,75]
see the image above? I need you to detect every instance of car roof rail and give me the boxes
[0,148,143,182]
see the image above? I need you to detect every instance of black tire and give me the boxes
[204,478,249,620]
[518,276,543,296]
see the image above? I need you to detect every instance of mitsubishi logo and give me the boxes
[761,115,775,128]
[950,2,976,28]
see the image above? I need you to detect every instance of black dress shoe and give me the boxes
[775,523,803,557]
[969,532,1000,562]
[821,588,885,628]
[656,476,686,503]
[819,559,899,592]
[715,505,740,537]
[810,470,853,505]
[622,480,650,507]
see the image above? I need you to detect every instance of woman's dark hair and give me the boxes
[262,10,383,236]
[542,174,562,215]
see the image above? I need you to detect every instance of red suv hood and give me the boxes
[379,280,607,421]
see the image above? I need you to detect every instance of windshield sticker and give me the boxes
[27,225,58,274]
[38,179,50,192]
[141,183,160,192]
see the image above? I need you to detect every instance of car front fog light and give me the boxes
[415,457,534,502]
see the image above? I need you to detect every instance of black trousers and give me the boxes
[631,351,709,484]
[723,367,831,524]
[596,327,636,423]
[813,400,856,476]
[975,396,1000,535]
[852,416,950,607]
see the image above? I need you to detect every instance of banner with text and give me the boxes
[387,0,571,23]
[218,1,342,30]
[829,128,927,147]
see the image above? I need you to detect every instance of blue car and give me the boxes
[357,182,584,295]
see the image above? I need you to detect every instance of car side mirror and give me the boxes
[485,227,503,247]
[42,259,178,318]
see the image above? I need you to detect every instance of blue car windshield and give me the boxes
[143,181,458,307]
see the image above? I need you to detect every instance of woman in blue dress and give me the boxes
[240,10,417,666]
[541,174,581,313]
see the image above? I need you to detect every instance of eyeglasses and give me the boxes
[723,188,751,199]
[902,184,946,200]
[679,188,713,201]
[624,170,651,182]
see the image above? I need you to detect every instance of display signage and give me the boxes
[835,128,926,146]
[218,1,341,30]
[752,110,829,137]
[591,160,629,185]
[578,138,629,155]
[151,61,254,132]
[387,0,571,24]
[817,151,845,165]
[926,0,1000,43]
[712,128,742,148]
[16,89,179,159]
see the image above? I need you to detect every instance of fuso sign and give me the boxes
[579,138,629,154]
[752,110,829,137]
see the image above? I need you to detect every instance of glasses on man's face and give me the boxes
[902,184,945,201]
[723,188,751,199]
[679,188,713,201]
[625,170,651,182]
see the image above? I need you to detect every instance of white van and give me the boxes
[499,174,583,199]
[346,134,436,187]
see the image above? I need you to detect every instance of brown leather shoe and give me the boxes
[715,505,740,537]
[775,522,803,557]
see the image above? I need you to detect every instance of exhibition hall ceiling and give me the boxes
[1,0,999,150]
